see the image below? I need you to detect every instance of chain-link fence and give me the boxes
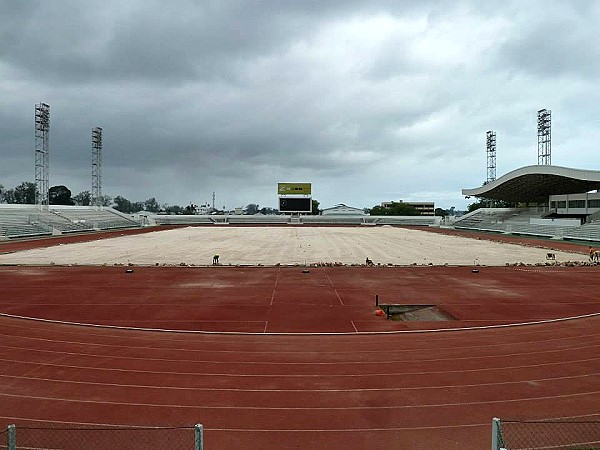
[493,418,600,450]
[2,424,203,450]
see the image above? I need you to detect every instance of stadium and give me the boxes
[2,112,600,449]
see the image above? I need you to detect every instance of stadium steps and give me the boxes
[563,223,600,242]
[50,206,140,230]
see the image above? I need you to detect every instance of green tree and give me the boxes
[1,187,16,204]
[467,200,487,213]
[467,199,512,212]
[183,203,198,215]
[99,195,113,207]
[163,204,184,214]
[113,195,131,213]
[14,182,37,204]
[49,185,74,205]
[311,199,320,215]
[0,184,7,203]
[259,207,278,215]
[73,191,91,206]
[369,202,420,216]
[245,203,259,215]
[144,197,160,213]
[114,196,144,213]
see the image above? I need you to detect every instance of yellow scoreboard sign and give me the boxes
[277,182,312,195]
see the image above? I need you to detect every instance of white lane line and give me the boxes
[0,372,596,393]
[2,311,600,336]
[1,355,599,377]
[1,389,600,409]
[325,273,344,305]
[270,268,280,306]
[351,321,358,333]
[2,339,600,365]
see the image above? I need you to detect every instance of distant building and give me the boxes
[380,201,435,216]
[321,204,366,216]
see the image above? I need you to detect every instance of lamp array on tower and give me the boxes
[34,103,105,208]
[537,109,551,165]
[92,127,103,207]
[484,108,553,184]
[34,103,50,208]
[486,130,496,184]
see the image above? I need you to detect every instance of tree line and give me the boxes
[0,181,303,215]
[2,181,471,216]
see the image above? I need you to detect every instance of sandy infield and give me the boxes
[0,226,586,266]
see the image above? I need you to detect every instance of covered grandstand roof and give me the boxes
[462,165,600,202]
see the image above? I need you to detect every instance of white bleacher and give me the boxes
[454,208,520,232]
[227,215,289,224]
[563,223,600,242]
[372,216,439,226]
[0,204,139,239]
[0,205,61,238]
[301,215,364,225]
[150,214,438,226]
[154,215,215,225]
[50,206,139,229]
[452,207,597,240]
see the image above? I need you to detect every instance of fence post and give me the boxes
[492,417,506,450]
[195,423,203,450]
[7,424,16,450]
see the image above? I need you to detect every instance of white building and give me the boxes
[321,204,366,216]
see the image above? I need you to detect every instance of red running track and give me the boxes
[0,264,599,448]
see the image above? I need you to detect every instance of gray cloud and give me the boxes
[495,3,600,79]
[1,1,599,210]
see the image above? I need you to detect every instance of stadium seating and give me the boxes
[563,223,600,242]
[151,214,439,226]
[0,205,139,239]
[154,215,219,225]
[454,208,520,232]
[49,206,139,230]
[453,207,594,240]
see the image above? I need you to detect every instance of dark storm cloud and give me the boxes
[0,0,440,84]
[2,1,600,209]
[495,3,600,79]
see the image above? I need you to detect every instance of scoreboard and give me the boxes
[279,197,312,213]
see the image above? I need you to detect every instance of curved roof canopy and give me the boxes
[462,165,600,202]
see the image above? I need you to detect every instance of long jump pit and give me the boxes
[1,225,599,450]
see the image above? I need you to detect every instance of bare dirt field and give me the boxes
[0,226,587,266]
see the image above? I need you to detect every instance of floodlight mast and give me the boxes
[92,127,103,208]
[537,109,551,165]
[34,103,50,208]
[486,130,497,184]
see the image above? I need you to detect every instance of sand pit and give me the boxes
[0,226,586,266]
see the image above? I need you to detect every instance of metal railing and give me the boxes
[3,423,203,450]
[493,417,600,450]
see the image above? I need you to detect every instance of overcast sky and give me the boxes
[2,1,600,210]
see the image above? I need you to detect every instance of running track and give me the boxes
[1,229,599,449]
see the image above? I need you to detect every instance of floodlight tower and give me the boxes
[537,109,551,165]
[34,102,50,208]
[486,130,497,184]
[91,127,103,207]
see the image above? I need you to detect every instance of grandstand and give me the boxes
[460,165,600,242]
[50,205,139,230]
[0,204,139,239]
[152,214,439,226]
